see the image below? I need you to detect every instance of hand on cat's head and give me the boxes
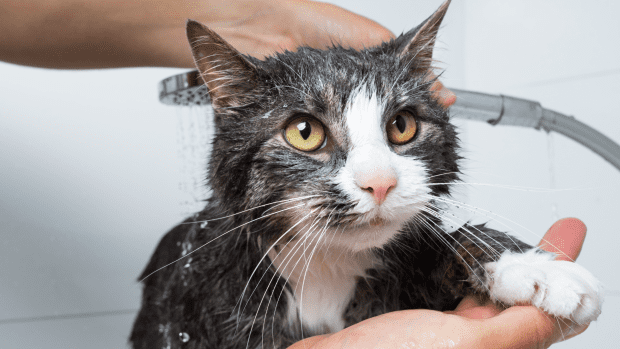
[288,218,590,349]
[187,0,456,108]
[198,0,394,59]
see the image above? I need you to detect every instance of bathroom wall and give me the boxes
[456,1,620,347]
[0,1,617,347]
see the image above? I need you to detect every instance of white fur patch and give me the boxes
[274,85,433,332]
[333,86,431,251]
[485,249,604,325]
[269,244,378,333]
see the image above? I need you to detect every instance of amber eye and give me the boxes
[284,116,326,152]
[386,110,418,145]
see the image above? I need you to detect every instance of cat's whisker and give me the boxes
[139,203,307,282]
[254,212,327,347]
[236,207,319,327]
[424,171,463,180]
[420,194,526,254]
[247,208,327,348]
[298,213,332,341]
[235,209,318,326]
[415,213,473,273]
[423,194,573,260]
[416,210,491,293]
[259,195,322,217]
[269,209,335,344]
[422,182,587,193]
[320,214,344,265]
[240,212,322,349]
[184,195,320,225]
[557,317,568,342]
[401,216,442,256]
[423,203,503,259]
[261,222,321,347]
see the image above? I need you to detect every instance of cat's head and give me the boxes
[187,1,459,252]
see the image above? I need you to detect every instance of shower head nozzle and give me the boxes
[159,71,210,106]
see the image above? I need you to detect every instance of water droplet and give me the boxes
[200,221,208,229]
[179,332,190,343]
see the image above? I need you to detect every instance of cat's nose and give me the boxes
[356,169,397,205]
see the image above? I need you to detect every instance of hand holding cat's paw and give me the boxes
[485,249,603,325]
[485,217,603,331]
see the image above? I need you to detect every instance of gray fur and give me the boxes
[130,2,542,348]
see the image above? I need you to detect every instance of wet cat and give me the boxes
[130,1,603,348]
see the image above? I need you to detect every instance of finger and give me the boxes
[483,305,558,349]
[452,295,485,312]
[452,305,503,320]
[538,217,587,262]
[449,296,503,319]
[481,219,589,348]
[287,334,330,349]
[430,78,456,109]
[484,305,590,348]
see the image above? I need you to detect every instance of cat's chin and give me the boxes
[333,218,406,252]
[368,217,387,226]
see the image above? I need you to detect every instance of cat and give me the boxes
[130,1,603,348]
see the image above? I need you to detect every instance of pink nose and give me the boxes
[357,172,397,205]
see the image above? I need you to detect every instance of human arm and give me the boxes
[0,0,393,69]
[1,0,456,107]
[288,218,590,349]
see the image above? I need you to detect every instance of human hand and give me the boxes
[288,218,590,349]
[192,0,456,108]
[126,0,395,68]
[1,0,456,107]
[1,0,391,68]
[195,0,394,59]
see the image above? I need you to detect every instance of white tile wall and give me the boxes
[460,1,620,348]
[0,67,189,348]
[0,0,617,348]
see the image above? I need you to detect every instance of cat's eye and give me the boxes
[386,110,418,145]
[284,116,326,152]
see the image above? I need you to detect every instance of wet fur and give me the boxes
[130,2,601,348]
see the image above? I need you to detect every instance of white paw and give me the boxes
[485,249,604,325]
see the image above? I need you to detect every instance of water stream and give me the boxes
[175,106,214,216]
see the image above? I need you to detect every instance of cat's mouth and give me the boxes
[368,217,387,226]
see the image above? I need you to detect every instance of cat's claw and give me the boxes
[484,249,604,325]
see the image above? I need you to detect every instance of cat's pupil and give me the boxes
[395,115,406,133]
[297,121,311,140]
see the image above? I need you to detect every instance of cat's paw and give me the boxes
[484,249,604,325]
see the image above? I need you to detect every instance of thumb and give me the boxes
[538,217,587,262]
[483,218,589,348]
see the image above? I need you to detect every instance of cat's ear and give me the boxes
[186,20,260,109]
[395,0,450,74]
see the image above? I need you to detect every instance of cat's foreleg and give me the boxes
[449,224,603,326]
